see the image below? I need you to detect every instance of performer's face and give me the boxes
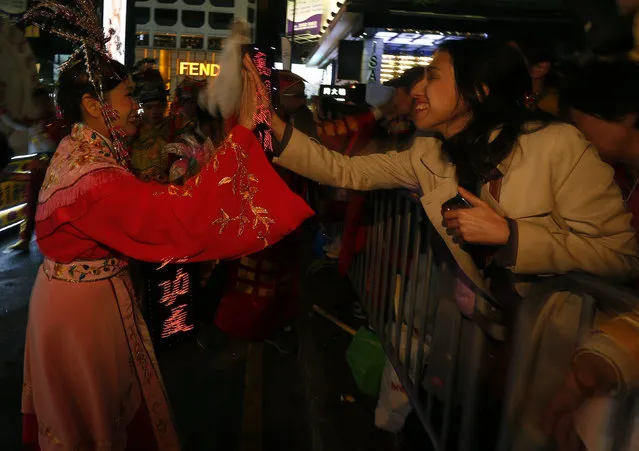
[143,100,167,126]
[106,78,140,136]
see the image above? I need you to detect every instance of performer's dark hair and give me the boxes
[56,55,129,125]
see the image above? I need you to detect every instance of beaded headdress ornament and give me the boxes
[22,0,130,165]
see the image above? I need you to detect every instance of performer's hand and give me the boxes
[241,55,288,140]
[442,187,510,245]
[238,59,258,130]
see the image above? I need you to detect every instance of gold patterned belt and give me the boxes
[42,257,127,283]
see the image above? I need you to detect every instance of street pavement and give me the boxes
[0,230,40,450]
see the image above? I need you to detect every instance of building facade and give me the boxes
[133,0,258,92]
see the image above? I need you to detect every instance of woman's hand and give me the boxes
[442,187,510,245]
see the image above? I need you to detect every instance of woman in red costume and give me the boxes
[20,1,312,449]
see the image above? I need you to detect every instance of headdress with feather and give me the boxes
[22,0,129,165]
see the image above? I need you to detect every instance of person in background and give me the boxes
[171,78,205,140]
[130,66,171,183]
[379,66,423,151]
[545,58,639,451]
[618,0,639,60]
[334,67,422,281]
[510,39,559,116]
[565,60,639,231]
[274,70,318,141]
[7,86,60,253]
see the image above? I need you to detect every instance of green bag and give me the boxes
[345,327,386,397]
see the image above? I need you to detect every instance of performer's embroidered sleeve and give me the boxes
[41,126,313,262]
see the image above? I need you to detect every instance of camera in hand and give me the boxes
[441,193,472,213]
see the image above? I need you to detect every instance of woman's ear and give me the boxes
[81,94,102,120]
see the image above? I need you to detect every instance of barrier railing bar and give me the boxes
[386,191,402,351]
[371,192,387,331]
[385,339,442,451]
[378,193,394,332]
[403,208,423,384]
[578,293,596,339]
[364,192,379,320]
[414,224,434,401]
[440,316,463,450]
[357,237,365,299]
[458,321,484,451]
[394,197,412,364]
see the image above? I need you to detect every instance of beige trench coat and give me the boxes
[275,122,639,450]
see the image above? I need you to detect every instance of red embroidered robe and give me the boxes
[36,124,314,263]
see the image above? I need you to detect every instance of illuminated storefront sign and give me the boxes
[103,0,128,64]
[178,61,221,77]
[286,0,324,36]
[319,84,364,103]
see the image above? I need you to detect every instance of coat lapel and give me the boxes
[417,161,492,296]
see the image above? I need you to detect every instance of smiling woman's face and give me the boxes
[105,78,140,136]
[409,51,471,138]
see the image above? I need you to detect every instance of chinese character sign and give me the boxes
[146,264,195,346]
[319,84,365,104]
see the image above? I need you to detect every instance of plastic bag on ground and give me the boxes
[346,327,386,397]
[375,360,413,433]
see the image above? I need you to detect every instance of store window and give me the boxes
[136,32,150,46]
[209,12,233,30]
[181,35,204,49]
[182,10,205,28]
[208,37,223,51]
[184,0,205,4]
[247,7,255,23]
[153,33,177,48]
[155,9,178,26]
[135,7,150,25]
[210,0,234,7]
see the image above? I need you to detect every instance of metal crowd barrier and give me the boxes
[346,190,639,451]
[0,154,35,232]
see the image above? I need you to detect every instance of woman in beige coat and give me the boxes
[247,39,639,449]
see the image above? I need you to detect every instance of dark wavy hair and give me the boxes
[56,54,129,125]
[437,39,555,192]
